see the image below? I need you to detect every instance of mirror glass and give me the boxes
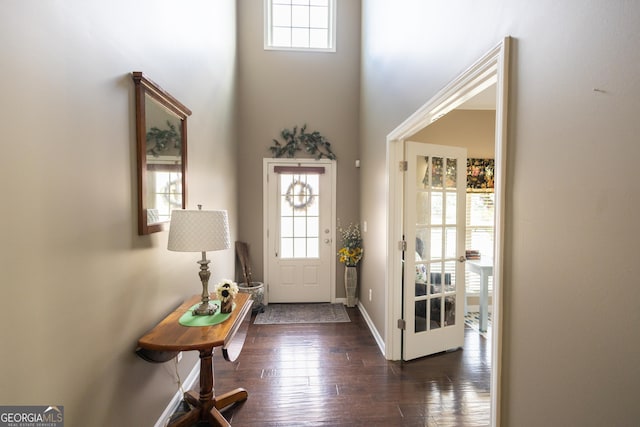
[132,72,192,235]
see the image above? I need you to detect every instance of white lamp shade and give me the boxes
[167,209,230,252]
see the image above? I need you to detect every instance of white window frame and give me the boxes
[264,0,337,52]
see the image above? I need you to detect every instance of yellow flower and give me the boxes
[337,246,363,266]
[215,280,238,303]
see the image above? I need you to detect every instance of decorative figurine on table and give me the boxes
[215,280,238,313]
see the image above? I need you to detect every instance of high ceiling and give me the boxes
[458,84,496,110]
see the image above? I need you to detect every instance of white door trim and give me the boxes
[385,37,510,427]
[263,158,337,303]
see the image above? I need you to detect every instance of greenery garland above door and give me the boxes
[269,124,337,160]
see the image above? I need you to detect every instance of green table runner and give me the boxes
[178,300,235,327]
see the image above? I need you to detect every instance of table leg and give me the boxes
[168,348,248,427]
[167,406,200,427]
[199,348,215,403]
[215,388,249,410]
[479,272,489,332]
[206,407,231,427]
[169,348,215,426]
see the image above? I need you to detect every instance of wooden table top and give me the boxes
[138,293,251,352]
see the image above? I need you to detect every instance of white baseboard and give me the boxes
[154,360,200,427]
[356,301,385,356]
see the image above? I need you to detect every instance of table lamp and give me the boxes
[168,205,230,316]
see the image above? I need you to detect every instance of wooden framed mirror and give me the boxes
[132,72,192,235]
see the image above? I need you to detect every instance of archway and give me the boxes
[385,37,511,426]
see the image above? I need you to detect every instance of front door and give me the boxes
[264,159,336,302]
[403,142,467,360]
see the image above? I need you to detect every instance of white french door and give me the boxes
[403,142,467,360]
[264,159,336,303]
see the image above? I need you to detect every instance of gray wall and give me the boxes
[236,0,361,298]
[0,1,237,426]
[359,0,640,425]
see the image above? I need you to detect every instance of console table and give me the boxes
[137,293,252,427]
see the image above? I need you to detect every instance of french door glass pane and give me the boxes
[444,260,456,292]
[416,262,428,287]
[430,263,443,294]
[432,157,444,188]
[446,158,457,189]
[431,192,443,225]
[445,192,457,224]
[418,156,429,188]
[445,296,456,326]
[416,192,429,225]
[415,300,427,332]
[430,228,442,259]
[445,227,457,258]
[416,228,428,258]
[430,298,442,329]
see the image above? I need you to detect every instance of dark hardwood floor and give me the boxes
[209,307,491,426]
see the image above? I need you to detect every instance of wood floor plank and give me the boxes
[199,306,491,426]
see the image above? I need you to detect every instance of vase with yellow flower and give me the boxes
[337,222,363,307]
[215,279,239,313]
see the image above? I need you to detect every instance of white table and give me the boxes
[466,258,493,332]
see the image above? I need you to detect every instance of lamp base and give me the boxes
[192,256,217,316]
[192,301,218,316]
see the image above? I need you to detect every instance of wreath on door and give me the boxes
[284,179,315,210]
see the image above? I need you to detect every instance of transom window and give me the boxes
[264,0,336,52]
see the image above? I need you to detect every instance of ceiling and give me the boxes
[457,84,496,110]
